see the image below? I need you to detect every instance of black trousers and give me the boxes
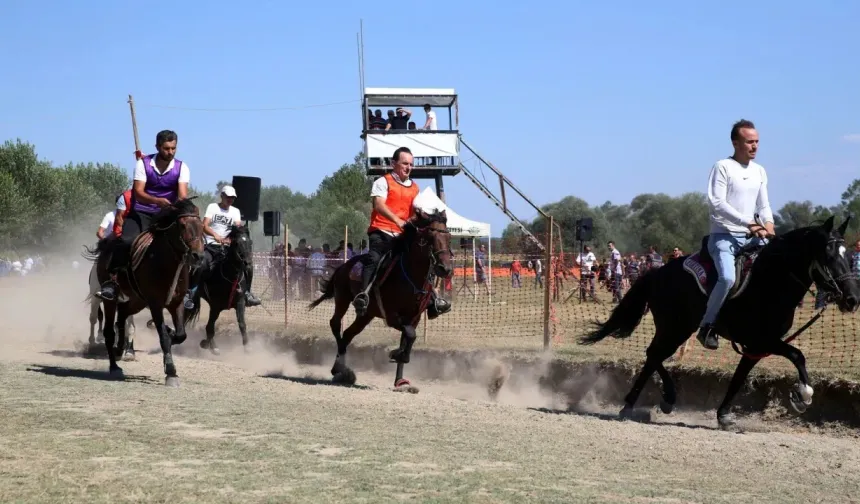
[360,230,394,289]
[191,243,254,293]
[108,210,155,272]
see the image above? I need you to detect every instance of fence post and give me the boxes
[542,215,554,350]
[344,225,349,261]
[284,223,289,329]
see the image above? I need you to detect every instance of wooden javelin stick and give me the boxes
[127,94,142,159]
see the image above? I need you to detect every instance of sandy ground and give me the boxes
[2,270,860,503]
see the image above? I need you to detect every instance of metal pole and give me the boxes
[434,173,445,203]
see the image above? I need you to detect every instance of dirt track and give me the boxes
[3,271,860,503]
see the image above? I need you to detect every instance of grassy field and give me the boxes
[5,270,860,502]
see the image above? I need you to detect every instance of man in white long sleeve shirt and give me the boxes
[697,119,775,350]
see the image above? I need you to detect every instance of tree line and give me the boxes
[2,137,855,260]
[502,190,855,259]
[0,140,372,256]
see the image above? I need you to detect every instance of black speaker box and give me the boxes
[575,217,593,242]
[231,176,262,221]
[263,211,281,237]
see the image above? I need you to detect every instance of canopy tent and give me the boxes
[413,188,492,301]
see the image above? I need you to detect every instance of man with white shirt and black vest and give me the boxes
[697,119,775,350]
[185,185,262,309]
[95,130,189,302]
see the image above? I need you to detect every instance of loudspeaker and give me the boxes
[575,217,593,242]
[231,176,262,221]
[263,211,281,237]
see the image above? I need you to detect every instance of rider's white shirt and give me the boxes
[707,157,774,235]
[133,156,191,183]
[204,203,242,245]
[99,211,115,238]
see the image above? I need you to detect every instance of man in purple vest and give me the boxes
[95,130,191,303]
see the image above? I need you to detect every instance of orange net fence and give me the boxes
[242,244,860,380]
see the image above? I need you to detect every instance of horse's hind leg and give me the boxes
[200,307,222,355]
[620,329,681,418]
[716,356,758,429]
[331,307,372,386]
[89,301,100,345]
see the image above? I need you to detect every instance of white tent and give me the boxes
[414,188,492,301]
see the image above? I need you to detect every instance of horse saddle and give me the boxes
[130,231,155,272]
[682,235,763,299]
[349,251,397,288]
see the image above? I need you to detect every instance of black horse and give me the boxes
[184,224,254,354]
[86,199,205,386]
[580,216,860,428]
[308,209,453,391]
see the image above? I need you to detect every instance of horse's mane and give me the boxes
[391,210,448,251]
[758,222,828,263]
[149,198,199,231]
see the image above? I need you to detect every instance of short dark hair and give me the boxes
[156,130,178,146]
[730,119,755,142]
[424,103,431,111]
[607,241,615,246]
[392,146,413,162]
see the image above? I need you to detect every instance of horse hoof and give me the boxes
[109,367,124,379]
[717,413,737,430]
[789,390,810,414]
[660,399,674,415]
[199,339,209,349]
[210,347,221,356]
[165,376,180,388]
[619,405,634,419]
[122,350,136,362]
[393,378,419,394]
[332,368,357,386]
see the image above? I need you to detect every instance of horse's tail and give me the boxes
[309,258,356,310]
[580,267,656,345]
[308,272,336,310]
[185,289,203,326]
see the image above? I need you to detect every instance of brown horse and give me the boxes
[309,209,453,391]
[86,199,204,386]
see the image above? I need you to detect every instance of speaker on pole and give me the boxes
[263,211,281,237]
[575,217,593,242]
[231,176,262,221]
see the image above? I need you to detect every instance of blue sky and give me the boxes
[2,1,859,237]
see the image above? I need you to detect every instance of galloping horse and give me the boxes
[87,262,135,348]
[309,209,453,391]
[184,224,254,354]
[86,199,204,386]
[580,216,860,428]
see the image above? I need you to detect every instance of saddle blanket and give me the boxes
[682,252,755,300]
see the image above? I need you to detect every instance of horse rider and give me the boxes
[112,188,133,238]
[352,146,452,319]
[95,130,191,302]
[697,119,774,350]
[185,185,262,308]
[96,196,120,240]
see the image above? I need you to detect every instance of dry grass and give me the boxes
[4,270,860,502]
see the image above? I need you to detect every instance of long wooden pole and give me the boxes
[542,216,554,350]
[127,94,142,159]
[284,224,290,326]
[343,226,349,261]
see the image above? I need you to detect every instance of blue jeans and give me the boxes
[700,232,766,326]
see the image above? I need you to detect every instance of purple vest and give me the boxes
[132,155,183,214]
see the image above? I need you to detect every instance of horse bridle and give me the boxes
[413,223,452,270]
[152,212,203,263]
[808,237,853,302]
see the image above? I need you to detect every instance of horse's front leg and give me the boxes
[770,340,814,414]
[390,323,419,393]
[102,301,122,377]
[124,315,136,358]
[114,302,130,363]
[151,305,180,387]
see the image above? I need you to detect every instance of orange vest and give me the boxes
[368,173,419,234]
[112,190,132,237]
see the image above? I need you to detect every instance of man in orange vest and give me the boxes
[353,146,452,319]
[112,189,133,238]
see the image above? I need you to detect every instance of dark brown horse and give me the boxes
[309,209,453,391]
[86,199,204,386]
